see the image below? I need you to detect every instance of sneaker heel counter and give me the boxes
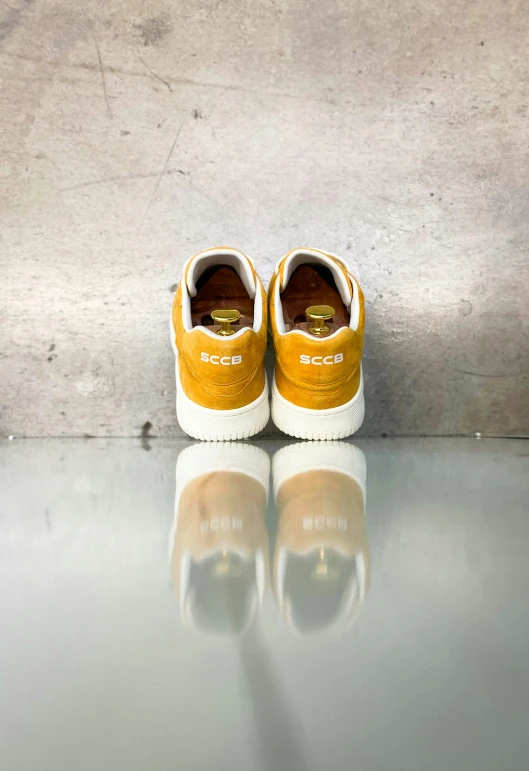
[178,329,267,410]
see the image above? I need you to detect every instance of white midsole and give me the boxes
[271,369,365,440]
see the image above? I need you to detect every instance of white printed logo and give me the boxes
[303,516,348,531]
[200,517,243,533]
[300,353,344,365]
[200,352,242,365]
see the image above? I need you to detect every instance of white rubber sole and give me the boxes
[271,370,365,440]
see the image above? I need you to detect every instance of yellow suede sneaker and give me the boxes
[170,442,270,636]
[269,248,365,440]
[170,247,269,441]
[272,441,369,635]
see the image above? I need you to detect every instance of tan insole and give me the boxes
[280,265,350,335]
[191,266,254,330]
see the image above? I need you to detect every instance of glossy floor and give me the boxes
[1,438,528,771]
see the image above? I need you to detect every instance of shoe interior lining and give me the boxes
[280,265,350,334]
[191,266,254,329]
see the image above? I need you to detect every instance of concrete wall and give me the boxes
[1,0,528,437]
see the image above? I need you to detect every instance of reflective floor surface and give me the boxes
[1,437,528,770]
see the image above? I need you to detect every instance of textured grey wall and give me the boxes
[1,0,528,437]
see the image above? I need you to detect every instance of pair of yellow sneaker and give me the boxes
[170,247,365,441]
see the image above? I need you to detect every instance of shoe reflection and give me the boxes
[170,443,270,636]
[272,442,369,636]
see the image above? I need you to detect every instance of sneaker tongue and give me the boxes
[280,250,353,308]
